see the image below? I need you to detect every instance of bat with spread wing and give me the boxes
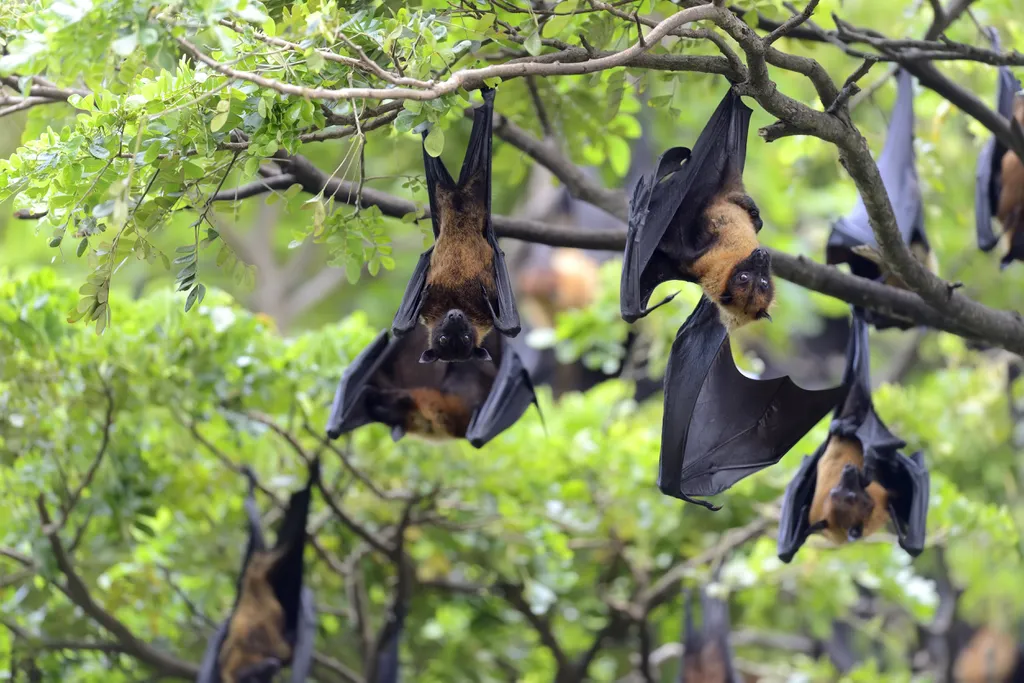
[197,461,319,683]
[658,296,847,509]
[326,324,540,448]
[777,306,929,562]
[392,86,520,363]
[621,88,775,331]
[826,69,935,330]
[975,28,1024,268]
[679,582,742,683]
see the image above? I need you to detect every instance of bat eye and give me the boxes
[439,335,448,346]
[759,278,768,287]
[737,272,750,284]
[462,334,471,345]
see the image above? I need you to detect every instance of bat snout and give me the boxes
[749,247,771,272]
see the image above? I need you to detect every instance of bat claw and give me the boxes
[679,492,722,511]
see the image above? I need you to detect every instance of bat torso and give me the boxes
[423,183,497,339]
[403,387,473,439]
[809,437,890,545]
[682,641,729,683]
[219,554,293,683]
[953,627,1021,683]
[998,147,1024,244]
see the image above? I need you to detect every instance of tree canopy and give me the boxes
[1,0,1024,681]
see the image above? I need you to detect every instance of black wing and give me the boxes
[465,339,542,448]
[326,330,393,439]
[620,89,752,323]
[827,69,924,277]
[288,587,317,683]
[873,449,929,556]
[270,459,318,644]
[658,296,847,510]
[776,443,827,563]
[391,249,433,336]
[975,28,1022,253]
[829,307,907,459]
[195,621,229,683]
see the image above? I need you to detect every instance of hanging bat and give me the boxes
[976,28,1024,267]
[326,324,541,448]
[826,69,936,330]
[391,86,520,363]
[621,88,774,331]
[777,306,929,562]
[679,583,742,683]
[658,296,847,510]
[953,626,1024,683]
[197,460,319,683]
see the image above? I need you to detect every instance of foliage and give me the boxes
[0,270,1021,681]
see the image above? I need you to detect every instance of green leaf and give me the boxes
[185,283,200,312]
[307,50,325,73]
[424,126,445,158]
[483,77,502,88]
[111,34,139,58]
[524,31,543,56]
[76,238,88,258]
[210,112,229,132]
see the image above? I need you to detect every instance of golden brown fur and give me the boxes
[423,182,496,344]
[404,388,473,440]
[808,437,890,545]
[517,249,600,327]
[682,641,729,683]
[954,627,1020,683]
[691,190,773,330]
[219,548,292,683]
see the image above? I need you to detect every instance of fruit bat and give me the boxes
[679,583,741,683]
[658,296,847,510]
[953,626,1024,683]
[326,324,540,448]
[777,306,929,562]
[621,88,774,331]
[975,29,1024,267]
[826,69,935,330]
[391,86,520,363]
[197,461,319,683]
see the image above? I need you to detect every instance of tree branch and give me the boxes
[35,497,197,680]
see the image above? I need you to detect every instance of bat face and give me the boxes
[718,246,773,326]
[824,462,876,542]
[420,309,492,363]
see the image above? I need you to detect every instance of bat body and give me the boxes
[658,296,846,509]
[392,87,520,363]
[326,324,540,448]
[680,586,741,683]
[826,69,934,330]
[777,307,929,562]
[621,89,773,330]
[975,27,1024,266]
[197,461,319,683]
[953,627,1024,683]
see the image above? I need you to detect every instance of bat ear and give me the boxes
[755,310,772,322]
[472,346,493,362]
[418,349,439,364]
[391,425,406,442]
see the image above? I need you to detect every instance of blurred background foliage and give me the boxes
[1,0,1024,680]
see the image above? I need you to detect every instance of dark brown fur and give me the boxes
[953,627,1021,683]
[691,188,774,329]
[682,641,730,683]
[219,548,292,683]
[422,179,496,348]
[998,99,1024,262]
[809,437,890,545]
[367,387,473,441]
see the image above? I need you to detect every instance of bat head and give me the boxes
[827,463,875,542]
[421,309,492,363]
[719,247,774,324]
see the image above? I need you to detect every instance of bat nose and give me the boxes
[445,309,466,323]
[750,248,770,267]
